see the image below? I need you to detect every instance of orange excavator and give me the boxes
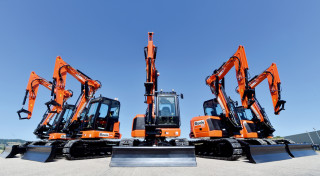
[22,56,121,162]
[0,71,73,158]
[54,57,121,160]
[110,32,196,167]
[240,63,316,158]
[189,46,292,163]
[240,63,285,139]
[21,56,100,162]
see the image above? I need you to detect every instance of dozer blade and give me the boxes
[21,145,56,162]
[246,144,292,163]
[286,144,317,158]
[110,146,197,167]
[0,145,24,158]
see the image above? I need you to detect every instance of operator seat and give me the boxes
[161,107,171,116]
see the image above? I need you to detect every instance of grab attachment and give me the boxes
[17,108,31,120]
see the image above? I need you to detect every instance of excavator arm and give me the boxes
[206,76,242,129]
[144,32,158,125]
[47,56,101,114]
[206,45,254,109]
[17,71,72,120]
[47,56,101,132]
[205,46,255,129]
[248,63,286,115]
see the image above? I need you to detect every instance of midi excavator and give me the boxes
[238,63,285,139]
[55,57,121,161]
[189,46,292,163]
[239,63,317,158]
[110,32,196,167]
[22,56,121,162]
[0,71,72,158]
[21,56,100,162]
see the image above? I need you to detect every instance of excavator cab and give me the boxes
[131,91,182,138]
[204,99,223,117]
[59,97,121,160]
[235,106,259,137]
[33,110,56,139]
[79,96,121,139]
[155,91,180,128]
[47,104,75,135]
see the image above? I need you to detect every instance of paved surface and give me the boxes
[0,154,319,176]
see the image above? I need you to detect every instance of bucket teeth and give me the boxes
[110,146,197,167]
[21,145,56,162]
[246,144,292,163]
[286,144,317,158]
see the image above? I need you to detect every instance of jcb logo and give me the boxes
[194,120,205,126]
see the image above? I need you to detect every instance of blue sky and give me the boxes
[0,1,320,140]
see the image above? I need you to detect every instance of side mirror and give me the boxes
[180,94,184,99]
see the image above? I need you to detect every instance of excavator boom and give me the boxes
[249,63,285,115]
[47,56,100,113]
[206,46,254,109]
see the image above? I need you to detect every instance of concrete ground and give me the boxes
[0,154,319,176]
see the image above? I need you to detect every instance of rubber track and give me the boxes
[190,138,242,161]
[63,139,119,160]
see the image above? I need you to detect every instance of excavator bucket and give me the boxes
[246,144,292,163]
[22,145,56,162]
[0,145,25,158]
[286,144,317,158]
[110,146,197,167]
